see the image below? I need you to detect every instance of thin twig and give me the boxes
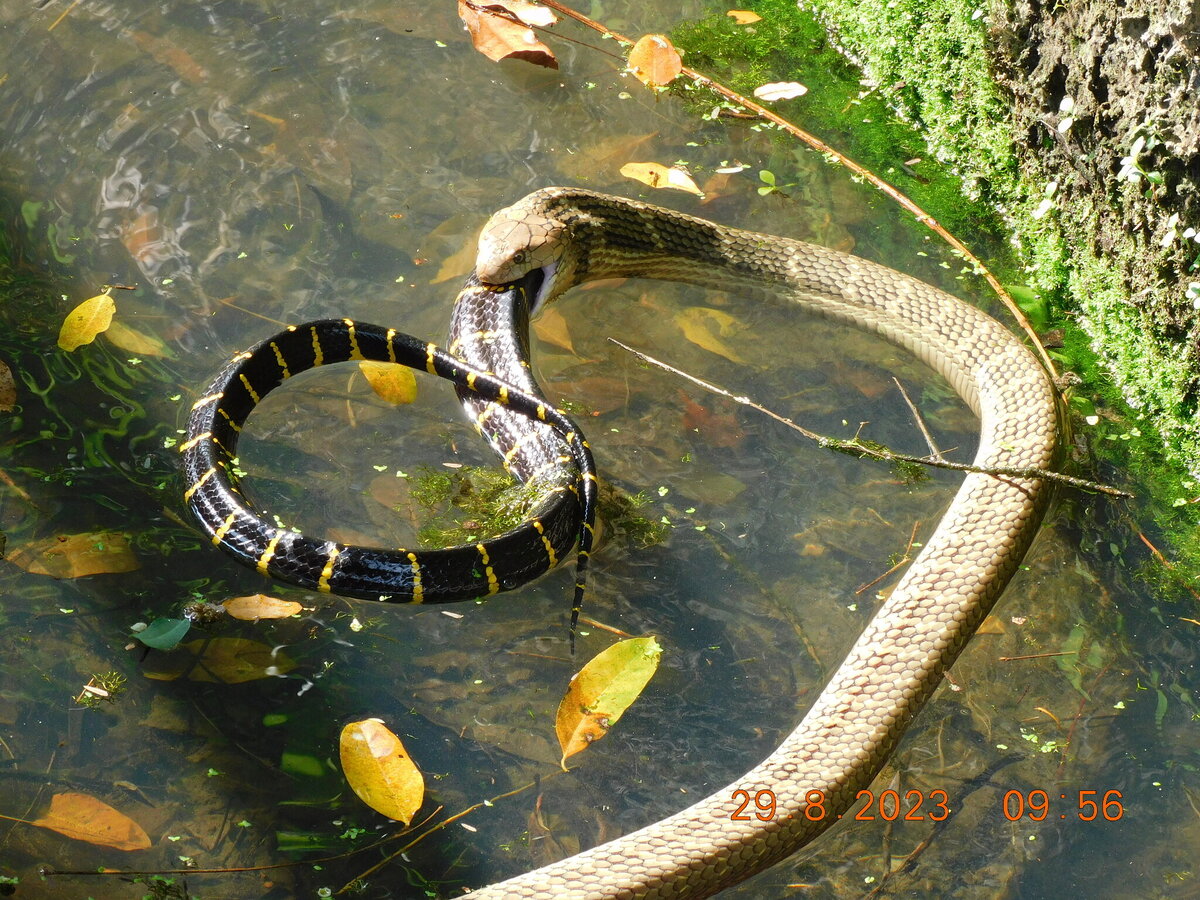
[609,337,1131,498]
[534,0,1059,380]
[892,377,943,460]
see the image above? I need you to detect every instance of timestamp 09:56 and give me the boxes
[729,788,1125,822]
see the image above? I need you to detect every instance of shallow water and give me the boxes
[0,2,1195,899]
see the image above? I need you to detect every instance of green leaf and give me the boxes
[135,617,191,650]
[1003,284,1050,331]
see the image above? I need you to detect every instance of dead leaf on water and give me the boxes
[57,293,115,352]
[0,359,15,412]
[340,718,425,824]
[7,531,139,578]
[674,306,747,363]
[31,792,151,851]
[104,320,170,358]
[532,306,576,354]
[142,637,295,684]
[627,34,682,87]
[727,10,762,24]
[753,81,808,102]
[359,361,418,405]
[222,594,303,621]
[459,0,558,68]
[555,636,662,769]
[557,132,658,181]
[619,162,704,197]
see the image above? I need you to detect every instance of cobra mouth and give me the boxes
[522,262,552,316]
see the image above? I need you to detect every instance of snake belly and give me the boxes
[460,188,1060,899]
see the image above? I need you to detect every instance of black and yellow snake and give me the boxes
[183,188,1059,898]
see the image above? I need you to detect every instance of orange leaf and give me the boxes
[532,306,576,354]
[727,10,762,24]
[458,0,558,68]
[7,531,139,578]
[359,361,418,405]
[340,719,425,824]
[32,793,151,851]
[627,34,682,87]
[222,594,303,621]
[58,294,116,352]
[619,162,703,196]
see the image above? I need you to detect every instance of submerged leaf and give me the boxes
[674,306,747,363]
[7,531,139,578]
[0,358,15,412]
[359,361,418,405]
[627,34,682,87]
[105,320,171,357]
[223,594,303,620]
[532,306,576,354]
[143,638,295,683]
[340,719,425,824]
[135,617,191,650]
[619,162,703,196]
[556,636,662,769]
[58,293,116,352]
[31,792,151,851]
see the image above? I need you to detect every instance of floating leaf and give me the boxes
[727,10,762,24]
[532,306,576,354]
[458,0,558,68]
[134,617,191,650]
[619,162,703,196]
[753,81,808,102]
[223,594,303,620]
[143,638,295,683]
[105,320,170,357]
[58,293,116,352]
[0,359,15,412]
[7,531,139,578]
[627,34,682,87]
[555,636,662,769]
[31,792,151,851]
[359,361,418,405]
[340,719,425,824]
[674,306,747,363]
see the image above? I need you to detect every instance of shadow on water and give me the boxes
[0,2,1195,898]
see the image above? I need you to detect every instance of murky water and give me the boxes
[0,2,1195,899]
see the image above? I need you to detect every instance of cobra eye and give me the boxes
[511,250,527,265]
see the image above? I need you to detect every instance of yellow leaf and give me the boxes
[557,132,658,180]
[555,637,662,769]
[752,81,808,102]
[674,306,747,363]
[143,638,295,683]
[619,162,704,197]
[58,293,115,352]
[340,718,425,824]
[222,594,303,620]
[727,10,762,24]
[104,320,170,357]
[627,34,682,87]
[532,306,575,354]
[432,238,479,285]
[31,792,151,851]
[7,531,139,578]
[359,361,418,405]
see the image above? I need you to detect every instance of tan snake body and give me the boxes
[464,188,1060,898]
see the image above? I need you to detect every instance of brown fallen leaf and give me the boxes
[557,132,658,181]
[532,306,576,354]
[627,34,682,87]
[359,360,418,405]
[0,358,15,412]
[142,638,295,683]
[619,162,704,197]
[556,636,662,769]
[58,293,116,352]
[129,30,209,84]
[458,0,558,68]
[222,594,303,621]
[727,10,762,24]
[753,81,808,102]
[680,392,743,449]
[7,531,139,578]
[340,719,425,824]
[31,792,151,851]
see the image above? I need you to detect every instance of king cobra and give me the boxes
[183,188,1058,898]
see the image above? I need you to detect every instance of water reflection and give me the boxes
[0,2,1192,899]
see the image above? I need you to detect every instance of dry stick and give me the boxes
[535,0,1059,382]
[609,337,1131,498]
